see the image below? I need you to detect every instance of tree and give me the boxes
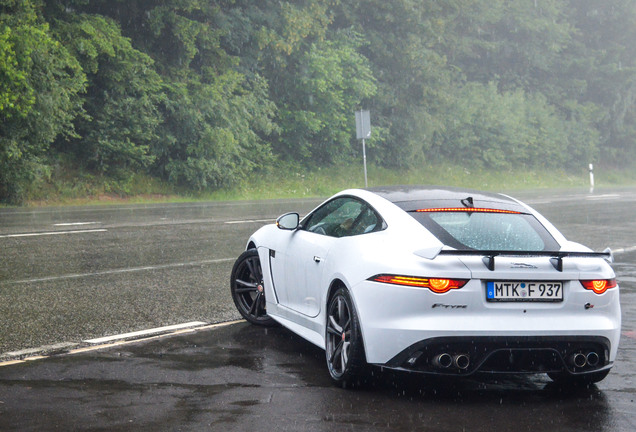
[439,0,573,92]
[105,0,277,188]
[154,72,276,189]
[48,11,163,175]
[273,30,377,164]
[4,0,636,203]
[430,82,599,169]
[0,0,85,203]
[563,0,636,165]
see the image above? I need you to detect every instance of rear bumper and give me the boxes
[351,279,621,366]
[382,335,613,376]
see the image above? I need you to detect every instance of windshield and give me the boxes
[409,210,559,251]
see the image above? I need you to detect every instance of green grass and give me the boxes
[202,162,632,201]
[18,161,636,207]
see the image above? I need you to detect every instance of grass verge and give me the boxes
[17,162,636,207]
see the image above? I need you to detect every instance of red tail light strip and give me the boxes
[369,274,468,294]
[414,208,521,214]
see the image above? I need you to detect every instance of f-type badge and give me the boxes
[432,303,467,309]
[510,262,538,269]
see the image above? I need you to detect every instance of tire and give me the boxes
[547,369,610,386]
[230,249,276,326]
[325,287,367,388]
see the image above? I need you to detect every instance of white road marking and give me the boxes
[523,199,554,205]
[1,343,79,360]
[0,320,244,366]
[611,245,636,255]
[225,219,272,224]
[83,321,209,344]
[585,194,621,200]
[53,222,100,226]
[523,192,633,205]
[0,229,107,238]
[3,258,235,285]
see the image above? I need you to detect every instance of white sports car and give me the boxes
[230,187,621,387]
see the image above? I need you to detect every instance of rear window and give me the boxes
[410,210,559,251]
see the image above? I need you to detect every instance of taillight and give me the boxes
[369,274,468,294]
[580,279,617,294]
[414,208,521,214]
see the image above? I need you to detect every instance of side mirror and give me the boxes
[276,212,299,230]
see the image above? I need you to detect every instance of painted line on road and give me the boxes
[225,219,272,224]
[0,229,107,239]
[69,320,244,355]
[1,342,79,361]
[84,321,209,344]
[585,194,621,200]
[523,191,633,205]
[0,320,245,367]
[53,222,100,226]
[611,245,636,255]
[3,258,235,285]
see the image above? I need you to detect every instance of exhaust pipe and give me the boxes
[586,352,600,367]
[454,354,470,370]
[432,353,453,369]
[569,353,587,368]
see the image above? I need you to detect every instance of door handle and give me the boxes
[313,256,322,263]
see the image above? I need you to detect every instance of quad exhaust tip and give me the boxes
[429,350,600,372]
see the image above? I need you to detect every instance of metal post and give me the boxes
[589,163,594,194]
[362,138,368,187]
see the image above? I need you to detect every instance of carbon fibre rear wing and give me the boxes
[437,249,613,272]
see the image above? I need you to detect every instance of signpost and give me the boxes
[355,110,371,187]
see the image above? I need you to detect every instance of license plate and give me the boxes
[486,281,563,302]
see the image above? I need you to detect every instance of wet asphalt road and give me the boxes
[0,198,323,355]
[0,187,635,431]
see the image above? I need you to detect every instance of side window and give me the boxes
[303,197,381,238]
[348,207,380,235]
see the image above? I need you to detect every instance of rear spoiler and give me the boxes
[437,249,613,272]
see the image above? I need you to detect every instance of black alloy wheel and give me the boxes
[325,287,366,388]
[230,249,275,326]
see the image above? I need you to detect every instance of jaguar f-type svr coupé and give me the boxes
[230,187,620,387]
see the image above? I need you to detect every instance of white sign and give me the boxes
[355,110,371,139]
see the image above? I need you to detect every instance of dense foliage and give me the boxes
[1,0,635,202]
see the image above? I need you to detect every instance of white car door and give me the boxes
[279,196,380,317]
[280,229,334,317]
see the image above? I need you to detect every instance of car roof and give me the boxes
[365,185,527,213]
